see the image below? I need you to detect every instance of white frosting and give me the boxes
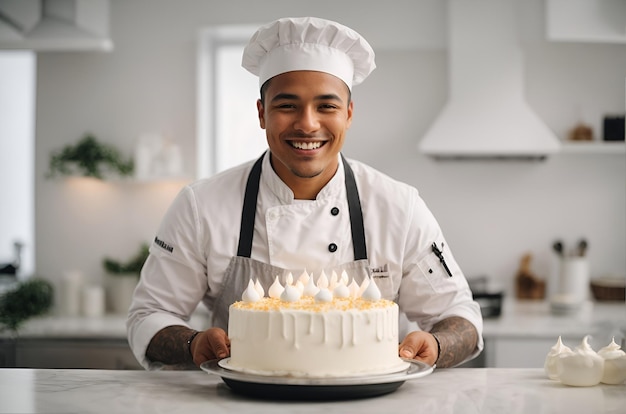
[231,271,408,377]
[598,337,625,360]
[314,287,333,303]
[302,276,320,297]
[598,338,626,385]
[253,279,264,298]
[268,276,284,299]
[294,280,304,294]
[340,270,349,285]
[348,279,360,298]
[362,277,382,301]
[358,277,370,295]
[316,271,328,289]
[228,297,406,377]
[557,336,604,387]
[242,279,261,303]
[280,284,301,302]
[333,281,350,298]
[329,271,339,291]
[297,269,309,285]
[544,336,573,380]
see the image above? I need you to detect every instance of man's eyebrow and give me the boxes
[316,93,343,102]
[270,93,344,103]
[271,93,299,102]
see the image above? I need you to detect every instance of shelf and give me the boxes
[559,142,625,155]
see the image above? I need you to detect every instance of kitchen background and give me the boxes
[1,0,625,312]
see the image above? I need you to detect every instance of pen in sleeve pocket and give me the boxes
[431,242,453,277]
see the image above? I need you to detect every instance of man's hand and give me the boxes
[398,317,479,368]
[189,327,230,366]
[146,325,230,368]
[398,331,439,366]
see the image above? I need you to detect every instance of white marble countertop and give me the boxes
[0,368,623,414]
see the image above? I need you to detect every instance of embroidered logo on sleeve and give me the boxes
[370,263,390,279]
[154,236,174,253]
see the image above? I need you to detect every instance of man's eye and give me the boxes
[319,104,338,110]
[276,103,296,109]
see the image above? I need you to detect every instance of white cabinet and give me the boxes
[0,0,112,51]
[484,336,580,368]
[6,338,142,370]
[546,0,626,44]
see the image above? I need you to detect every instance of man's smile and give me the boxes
[288,141,326,150]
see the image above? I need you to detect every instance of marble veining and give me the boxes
[0,368,623,414]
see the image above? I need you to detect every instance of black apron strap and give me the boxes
[237,153,264,257]
[341,155,368,261]
[237,152,368,261]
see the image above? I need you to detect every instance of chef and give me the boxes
[127,16,483,370]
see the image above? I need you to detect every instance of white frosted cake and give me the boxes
[227,270,409,377]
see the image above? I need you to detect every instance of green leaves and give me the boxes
[0,279,54,332]
[103,243,150,276]
[47,134,134,179]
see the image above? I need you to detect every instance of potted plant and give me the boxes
[47,134,134,180]
[103,243,149,314]
[0,278,54,335]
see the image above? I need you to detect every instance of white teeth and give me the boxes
[291,141,322,150]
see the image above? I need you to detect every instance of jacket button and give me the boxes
[328,243,338,253]
[330,207,340,216]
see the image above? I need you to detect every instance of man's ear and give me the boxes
[257,99,266,129]
[346,100,354,129]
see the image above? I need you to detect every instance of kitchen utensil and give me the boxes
[577,239,588,257]
[553,241,564,256]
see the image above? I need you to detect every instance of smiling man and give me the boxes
[260,71,352,199]
[127,17,483,371]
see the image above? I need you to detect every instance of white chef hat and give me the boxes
[242,17,376,90]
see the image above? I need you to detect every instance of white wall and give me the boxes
[33,0,625,297]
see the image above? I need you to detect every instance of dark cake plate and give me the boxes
[200,358,434,401]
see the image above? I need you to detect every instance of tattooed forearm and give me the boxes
[430,316,479,368]
[145,325,196,367]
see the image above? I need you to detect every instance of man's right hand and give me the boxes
[190,327,230,366]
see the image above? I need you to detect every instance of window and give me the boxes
[197,25,267,178]
[0,51,35,278]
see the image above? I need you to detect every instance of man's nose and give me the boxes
[294,106,320,132]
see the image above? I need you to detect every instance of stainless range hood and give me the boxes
[419,0,560,160]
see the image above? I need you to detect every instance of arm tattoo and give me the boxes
[430,316,479,368]
[145,325,197,369]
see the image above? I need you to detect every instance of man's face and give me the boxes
[257,71,353,193]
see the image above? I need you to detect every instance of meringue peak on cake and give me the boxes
[241,270,382,304]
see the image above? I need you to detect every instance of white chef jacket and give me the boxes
[127,153,483,369]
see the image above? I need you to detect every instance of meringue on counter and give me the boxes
[557,336,605,387]
[545,336,626,386]
[597,338,626,385]
[544,336,573,380]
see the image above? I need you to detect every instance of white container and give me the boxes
[558,257,590,303]
[81,284,105,317]
[106,274,138,314]
[59,270,83,316]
